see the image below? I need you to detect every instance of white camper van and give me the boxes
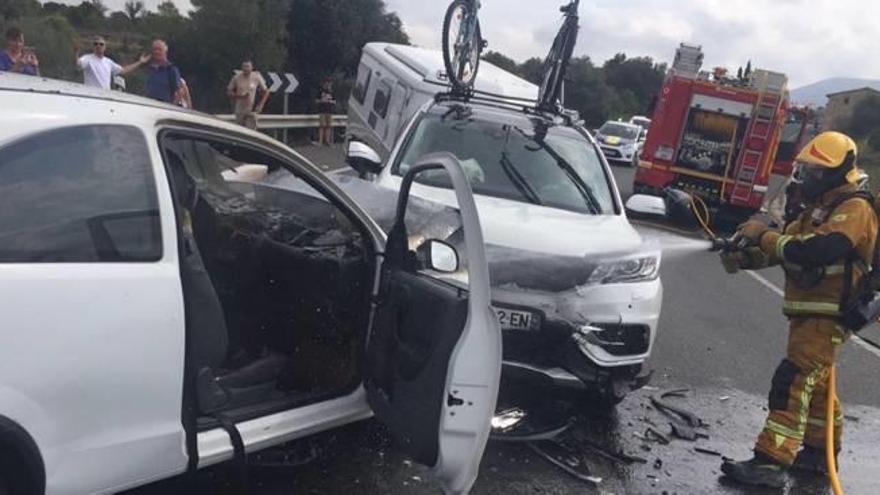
[347,42,539,161]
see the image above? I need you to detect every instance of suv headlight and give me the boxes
[586,255,660,284]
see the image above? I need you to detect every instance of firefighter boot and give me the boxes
[791,446,838,475]
[721,452,787,488]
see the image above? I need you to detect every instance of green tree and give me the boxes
[602,53,665,116]
[482,51,518,74]
[1,0,40,21]
[123,1,144,23]
[286,0,409,111]
[156,1,181,18]
[175,0,290,112]
[516,57,545,85]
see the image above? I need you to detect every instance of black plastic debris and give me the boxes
[527,440,602,485]
[694,447,723,457]
[650,389,704,428]
[645,427,670,445]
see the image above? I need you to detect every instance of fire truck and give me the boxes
[634,44,798,223]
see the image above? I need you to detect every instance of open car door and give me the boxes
[365,153,502,494]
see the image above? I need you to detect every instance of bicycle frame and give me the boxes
[537,0,580,112]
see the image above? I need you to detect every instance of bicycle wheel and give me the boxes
[443,0,481,90]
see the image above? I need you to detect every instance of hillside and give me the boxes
[791,77,880,107]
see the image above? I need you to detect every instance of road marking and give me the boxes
[745,270,880,359]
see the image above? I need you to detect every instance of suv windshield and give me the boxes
[599,122,640,140]
[395,109,615,215]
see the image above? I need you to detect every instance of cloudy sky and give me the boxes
[72,0,876,87]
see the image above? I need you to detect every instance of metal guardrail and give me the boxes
[215,114,348,130]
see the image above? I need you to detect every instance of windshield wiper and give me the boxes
[499,152,543,206]
[515,126,602,214]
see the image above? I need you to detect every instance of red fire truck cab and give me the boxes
[634,44,791,223]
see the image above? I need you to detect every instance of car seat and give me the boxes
[168,152,289,414]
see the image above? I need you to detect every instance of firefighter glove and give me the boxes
[739,219,772,244]
[720,251,746,273]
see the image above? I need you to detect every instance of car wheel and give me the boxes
[0,470,10,495]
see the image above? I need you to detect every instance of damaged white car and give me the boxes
[0,75,500,495]
[343,96,664,409]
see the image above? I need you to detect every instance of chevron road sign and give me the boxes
[233,70,299,94]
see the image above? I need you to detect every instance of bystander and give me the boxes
[315,78,336,146]
[142,39,182,104]
[0,27,39,76]
[75,36,148,90]
[227,60,270,130]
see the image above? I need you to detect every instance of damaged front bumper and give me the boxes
[495,278,662,391]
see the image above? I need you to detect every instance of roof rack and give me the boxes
[434,88,582,126]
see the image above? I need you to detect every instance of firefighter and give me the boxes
[718,131,878,488]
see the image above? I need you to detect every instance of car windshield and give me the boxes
[395,110,616,215]
[599,122,640,140]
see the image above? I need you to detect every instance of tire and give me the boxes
[0,420,44,495]
[538,22,578,109]
[442,0,481,90]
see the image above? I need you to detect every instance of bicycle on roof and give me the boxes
[537,0,580,113]
[442,0,487,93]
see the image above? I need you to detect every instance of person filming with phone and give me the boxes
[0,27,39,76]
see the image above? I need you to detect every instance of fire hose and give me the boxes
[688,194,845,494]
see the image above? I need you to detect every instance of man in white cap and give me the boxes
[76,36,148,90]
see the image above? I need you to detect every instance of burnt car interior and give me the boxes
[161,134,375,425]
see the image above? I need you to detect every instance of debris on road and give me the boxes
[694,447,723,457]
[526,441,601,485]
[650,389,704,427]
[645,427,670,444]
[719,396,731,402]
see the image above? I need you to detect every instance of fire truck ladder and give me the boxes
[730,71,786,205]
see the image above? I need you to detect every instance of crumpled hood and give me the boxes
[411,185,643,258]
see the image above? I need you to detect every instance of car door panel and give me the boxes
[367,268,468,466]
[365,153,501,494]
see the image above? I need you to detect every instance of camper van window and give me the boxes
[373,80,392,118]
[353,63,372,104]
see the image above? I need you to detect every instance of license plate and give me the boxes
[496,308,539,331]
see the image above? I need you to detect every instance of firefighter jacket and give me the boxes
[757,184,879,318]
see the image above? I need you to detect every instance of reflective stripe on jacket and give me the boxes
[759,184,879,318]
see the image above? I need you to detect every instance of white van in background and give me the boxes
[347,42,539,162]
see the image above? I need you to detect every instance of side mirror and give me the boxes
[419,240,460,273]
[625,194,667,217]
[625,189,700,229]
[346,141,383,177]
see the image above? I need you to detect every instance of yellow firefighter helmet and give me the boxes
[795,131,862,184]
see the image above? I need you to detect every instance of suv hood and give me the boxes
[410,183,642,258]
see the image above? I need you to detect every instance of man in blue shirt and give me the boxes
[0,27,39,76]
[143,39,182,104]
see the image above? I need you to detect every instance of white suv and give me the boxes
[345,98,663,409]
[0,74,501,495]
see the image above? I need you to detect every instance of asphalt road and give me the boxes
[128,154,880,494]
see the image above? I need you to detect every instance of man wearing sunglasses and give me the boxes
[719,131,878,487]
[76,36,148,90]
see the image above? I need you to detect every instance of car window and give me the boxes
[394,111,616,215]
[0,125,161,263]
[353,63,372,105]
[599,123,640,140]
[373,80,392,118]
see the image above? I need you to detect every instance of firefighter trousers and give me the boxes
[755,317,845,465]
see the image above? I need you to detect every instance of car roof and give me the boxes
[364,42,539,101]
[601,120,641,129]
[0,73,278,144]
[0,72,191,113]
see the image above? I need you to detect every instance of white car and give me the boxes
[346,97,663,408]
[0,74,501,495]
[595,121,644,167]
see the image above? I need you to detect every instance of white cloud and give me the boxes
[385,0,880,87]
